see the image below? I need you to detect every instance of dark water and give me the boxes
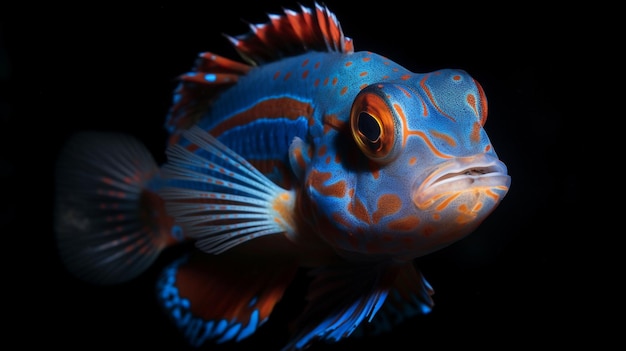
[3,1,597,349]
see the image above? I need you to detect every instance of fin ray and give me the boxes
[165,52,252,134]
[230,1,353,66]
[161,126,296,254]
[284,262,398,350]
[353,263,435,337]
[54,132,176,285]
[156,252,299,346]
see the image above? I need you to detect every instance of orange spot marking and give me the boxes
[186,143,200,152]
[455,213,476,224]
[323,77,329,85]
[359,83,368,90]
[332,77,338,85]
[348,196,370,224]
[362,57,371,62]
[397,86,412,98]
[408,157,417,165]
[314,78,320,87]
[345,61,353,67]
[307,170,346,198]
[317,144,327,157]
[102,177,114,185]
[368,160,380,179]
[431,130,457,147]
[314,62,320,69]
[292,146,307,171]
[273,71,280,80]
[340,86,348,95]
[322,114,346,131]
[302,59,309,67]
[432,213,441,220]
[400,74,411,80]
[387,216,420,231]
[485,189,501,201]
[284,72,292,80]
[453,75,461,81]
[435,193,460,211]
[467,93,478,117]
[471,122,481,143]
[360,71,368,77]
[373,194,402,223]
[302,70,309,79]
[420,74,456,122]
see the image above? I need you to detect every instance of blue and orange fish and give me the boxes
[53,2,511,350]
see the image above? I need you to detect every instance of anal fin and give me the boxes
[156,250,299,347]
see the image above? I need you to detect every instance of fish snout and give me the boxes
[413,154,510,214]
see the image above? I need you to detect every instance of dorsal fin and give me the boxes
[228,2,354,66]
[165,52,252,135]
[165,2,353,135]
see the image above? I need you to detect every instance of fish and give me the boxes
[53,2,511,350]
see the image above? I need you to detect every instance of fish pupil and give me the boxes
[358,112,382,150]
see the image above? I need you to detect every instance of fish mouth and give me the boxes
[413,153,511,210]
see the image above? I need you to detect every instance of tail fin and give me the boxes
[54,131,182,285]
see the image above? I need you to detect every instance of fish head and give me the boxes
[306,69,510,260]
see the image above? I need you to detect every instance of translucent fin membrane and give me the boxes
[160,126,293,254]
[54,132,168,285]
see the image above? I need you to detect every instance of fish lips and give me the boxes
[413,153,511,211]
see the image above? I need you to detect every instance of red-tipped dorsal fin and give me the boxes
[165,2,353,135]
[228,1,354,66]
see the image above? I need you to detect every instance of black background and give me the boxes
[2,1,600,349]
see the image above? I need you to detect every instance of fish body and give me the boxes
[54,3,510,350]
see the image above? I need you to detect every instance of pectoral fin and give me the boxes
[283,261,398,350]
[352,262,434,337]
[160,126,298,254]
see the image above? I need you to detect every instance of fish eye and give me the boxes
[350,85,402,163]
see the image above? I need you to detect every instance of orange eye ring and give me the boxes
[350,86,402,163]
